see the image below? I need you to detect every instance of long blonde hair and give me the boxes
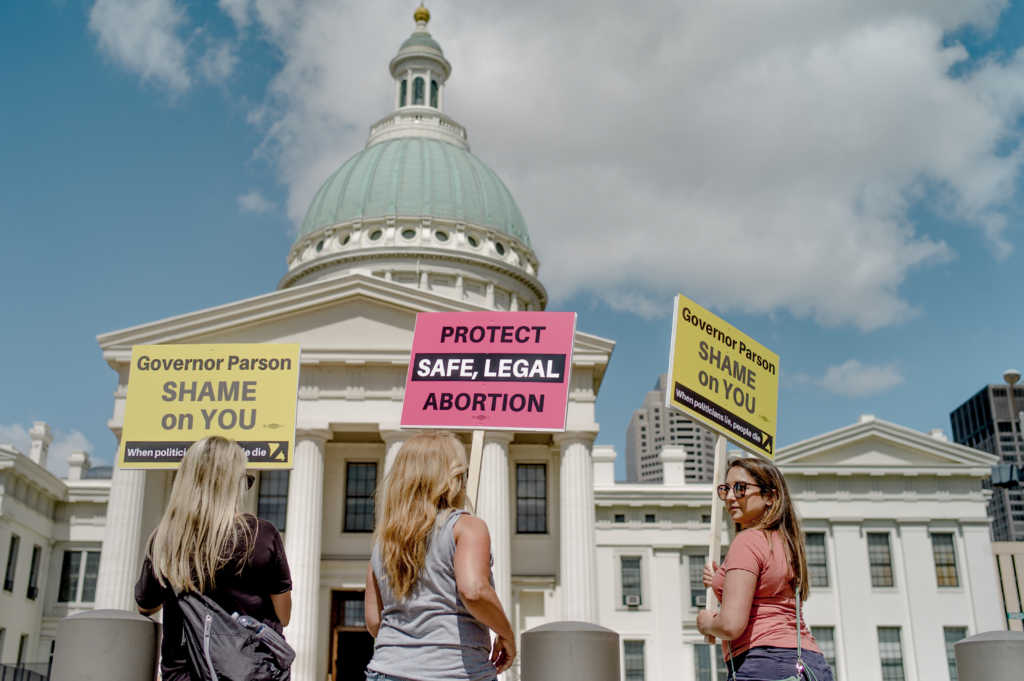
[375,431,468,600]
[729,457,810,601]
[149,436,254,593]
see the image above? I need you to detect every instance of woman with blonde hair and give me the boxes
[697,457,834,681]
[135,436,293,681]
[365,431,515,681]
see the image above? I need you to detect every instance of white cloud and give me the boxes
[218,0,253,31]
[599,290,669,321]
[0,424,31,455]
[97,0,1024,330]
[817,360,905,397]
[89,0,192,92]
[198,40,238,84]
[233,0,1024,331]
[238,190,276,214]
[0,423,95,478]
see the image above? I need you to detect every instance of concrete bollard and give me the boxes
[954,630,1024,680]
[520,621,620,681]
[51,609,159,681]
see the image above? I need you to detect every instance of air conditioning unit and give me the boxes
[694,595,707,607]
[625,595,641,607]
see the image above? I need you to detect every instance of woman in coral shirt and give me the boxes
[697,457,834,680]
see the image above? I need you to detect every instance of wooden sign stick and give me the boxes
[706,434,728,613]
[467,429,485,509]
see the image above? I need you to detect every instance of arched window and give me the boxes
[430,80,439,108]
[399,80,407,107]
[413,77,425,105]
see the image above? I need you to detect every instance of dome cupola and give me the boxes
[282,7,545,312]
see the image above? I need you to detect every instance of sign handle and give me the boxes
[706,435,728,615]
[467,429,485,509]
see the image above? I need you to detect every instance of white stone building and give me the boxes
[11,8,999,681]
[0,423,111,669]
[598,415,1004,681]
[626,375,716,483]
[92,9,610,681]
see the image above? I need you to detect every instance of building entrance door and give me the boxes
[329,590,374,681]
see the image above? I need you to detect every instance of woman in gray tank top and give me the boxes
[364,431,516,681]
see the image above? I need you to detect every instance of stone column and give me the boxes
[475,432,513,610]
[555,432,597,622]
[284,429,329,681]
[381,428,410,477]
[94,466,148,610]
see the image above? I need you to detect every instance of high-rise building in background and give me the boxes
[950,383,1024,541]
[626,375,716,482]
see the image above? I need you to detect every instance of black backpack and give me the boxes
[177,591,295,681]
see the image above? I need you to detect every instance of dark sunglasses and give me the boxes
[716,481,767,500]
[245,474,255,490]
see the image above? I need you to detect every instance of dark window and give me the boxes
[944,627,967,680]
[412,77,425,105]
[344,462,377,532]
[4,534,19,591]
[614,514,626,523]
[81,551,100,602]
[878,627,905,681]
[516,464,547,533]
[430,79,438,107]
[868,533,894,587]
[689,554,705,607]
[621,556,642,606]
[27,545,41,600]
[57,549,100,603]
[258,470,290,531]
[806,532,829,587]
[399,79,407,107]
[623,640,645,681]
[694,644,729,681]
[931,534,959,587]
[811,626,836,675]
[644,513,656,523]
[16,634,28,665]
[343,599,366,627]
[58,551,81,602]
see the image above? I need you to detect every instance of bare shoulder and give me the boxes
[454,513,489,542]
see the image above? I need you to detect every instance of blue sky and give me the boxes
[2,1,1024,479]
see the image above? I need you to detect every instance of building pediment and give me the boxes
[97,273,613,383]
[774,417,996,476]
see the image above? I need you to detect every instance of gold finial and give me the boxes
[414,4,430,24]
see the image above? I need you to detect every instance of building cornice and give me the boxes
[775,418,998,467]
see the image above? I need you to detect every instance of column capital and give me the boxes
[483,431,515,446]
[295,428,332,444]
[553,429,598,447]
[379,425,412,446]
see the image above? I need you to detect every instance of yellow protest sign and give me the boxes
[666,295,779,457]
[117,343,300,469]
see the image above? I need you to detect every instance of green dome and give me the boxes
[299,138,530,246]
[400,31,443,53]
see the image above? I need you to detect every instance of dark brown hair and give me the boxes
[729,457,810,600]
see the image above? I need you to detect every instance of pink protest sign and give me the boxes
[401,311,577,431]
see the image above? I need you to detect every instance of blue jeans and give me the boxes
[366,670,496,681]
[728,646,835,681]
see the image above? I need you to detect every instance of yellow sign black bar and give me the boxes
[117,343,300,469]
[666,295,779,457]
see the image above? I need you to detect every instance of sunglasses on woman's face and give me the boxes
[716,481,765,500]
[245,474,255,490]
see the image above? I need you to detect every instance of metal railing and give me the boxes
[0,662,50,681]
